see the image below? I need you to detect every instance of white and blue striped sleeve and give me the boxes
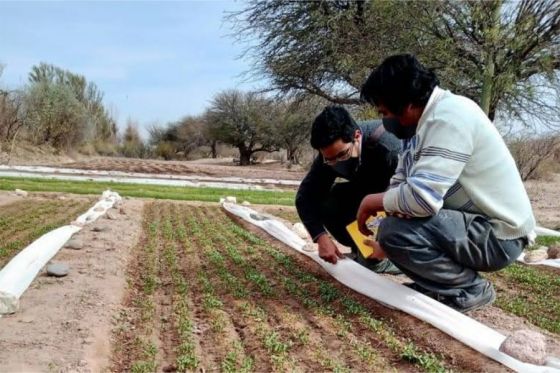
[383,118,474,217]
[388,155,406,190]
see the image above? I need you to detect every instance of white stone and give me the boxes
[303,243,317,252]
[0,291,19,314]
[293,223,309,239]
[225,196,237,204]
[242,201,251,206]
[14,189,28,197]
[524,248,549,263]
[105,210,119,220]
[65,238,84,250]
[46,262,69,277]
[92,224,111,233]
[548,245,560,259]
[499,329,547,365]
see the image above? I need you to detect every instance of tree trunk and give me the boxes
[287,147,299,165]
[479,0,502,118]
[480,57,495,116]
[210,140,217,158]
[239,148,252,166]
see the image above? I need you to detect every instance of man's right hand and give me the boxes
[317,234,344,264]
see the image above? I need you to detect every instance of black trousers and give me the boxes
[321,182,384,270]
[378,209,526,309]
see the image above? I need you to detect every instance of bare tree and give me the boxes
[275,96,323,165]
[206,90,279,166]
[508,133,560,180]
[231,0,560,126]
[0,89,25,149]
[120,118,148,158]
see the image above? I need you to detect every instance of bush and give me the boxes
[94,140,118,156]
[154,142,176,160]
[508,134,560,181]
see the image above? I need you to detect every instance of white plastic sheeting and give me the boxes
[517,226,560,269]
[0,165,299,190]
[0,190,121,314]
[221,202,560,373]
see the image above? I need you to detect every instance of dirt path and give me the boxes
[0,199,144,372]
[525,173,560,230]
[0,190,22,208]
[57,157,306,182]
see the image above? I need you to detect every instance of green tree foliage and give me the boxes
[27,62,117,145]
[0,66,24,147]
[24,81,87,149]
[231,0,560,125]
[148,115,209,160]
[274,97,323,164]
[206,90,279,166]
[120,119,148,158]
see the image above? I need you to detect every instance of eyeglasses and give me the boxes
[323,141,355,166]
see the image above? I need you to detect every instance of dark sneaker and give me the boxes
[354,256,402,275]
[369,259,402,275]
[405,282,496,313]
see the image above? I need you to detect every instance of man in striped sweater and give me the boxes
[358,54,536,313]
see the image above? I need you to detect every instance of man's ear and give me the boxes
[354,129,362,140]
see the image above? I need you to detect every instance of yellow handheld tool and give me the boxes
[346,212,386,258]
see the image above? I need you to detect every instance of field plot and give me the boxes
[112,201,518,373]
[58,157,305,181]
[0,194,144,372]
[0,196,93,267]
[1,195,558,372]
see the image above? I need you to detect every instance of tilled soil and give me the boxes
[1,195,558,372]
[525,173,560,230]
[0,198,144,372]
[112,202,516,372]
[57,157,306,182]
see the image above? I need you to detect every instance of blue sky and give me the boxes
[0,0,261,137]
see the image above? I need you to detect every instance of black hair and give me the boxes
[360,54,439,115]
[310,106,359,150]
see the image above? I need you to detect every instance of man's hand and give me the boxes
[363,238,387,260]
[317,234,344,264]
[357,193,385,235]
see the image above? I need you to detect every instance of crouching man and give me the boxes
[358,54,536,312]
[296,106,401,274]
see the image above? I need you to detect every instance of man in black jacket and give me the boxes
[296,106,401,273]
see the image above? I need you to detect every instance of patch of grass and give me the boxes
[0,199,92,267]
[488,263,560,334]
[0,176,295,205]
[221,210,451,372]
[264,331,291,354]
[401,343,447,373]
[535,235,560,247]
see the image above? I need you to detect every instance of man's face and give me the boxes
[377,104,418,126]
[320,130,361,166]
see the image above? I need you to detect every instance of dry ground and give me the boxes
[0,195,143,372]
[54,157,306,182]
[48,156,560,229]
[0,175,559,371]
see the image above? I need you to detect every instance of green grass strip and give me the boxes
[535,235,560,247]
[0,176,295,206]
[488,263,560,334]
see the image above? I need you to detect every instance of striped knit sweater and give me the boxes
[383,86,536,241]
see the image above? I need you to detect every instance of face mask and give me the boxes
[382,117,417,139]
[332,156,359,179]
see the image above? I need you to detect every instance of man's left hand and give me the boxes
[357,193,385,235]
[363,238,387,260]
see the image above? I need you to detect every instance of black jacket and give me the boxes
[295,120,401,240]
